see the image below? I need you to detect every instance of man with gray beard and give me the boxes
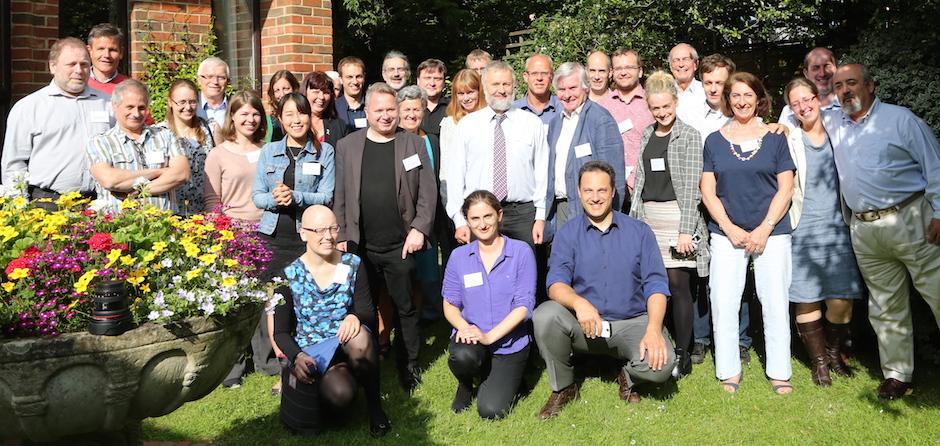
[446,60,549,249]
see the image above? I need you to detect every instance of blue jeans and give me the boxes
[693,279,752,348]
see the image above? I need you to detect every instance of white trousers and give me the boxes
[709,233,792,381]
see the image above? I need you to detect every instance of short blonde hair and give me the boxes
[644,70,677,102]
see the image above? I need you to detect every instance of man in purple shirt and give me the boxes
[533,160,674,420]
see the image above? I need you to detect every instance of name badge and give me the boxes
[245,150,260,164]
[403,153,421,171]
[302,162,321,176]
[89,110,110,123]
[618,119,634,134]
[354,118,367,128]
[650,158,666,172]
[463,272,483,288]
[145,151,165,165]
[574,143,592,158]
[332,263,351,284]
[740,140,759,153]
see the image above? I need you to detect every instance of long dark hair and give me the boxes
[300,71,338,119]
[277,92,322,156]
[165,79,208,146]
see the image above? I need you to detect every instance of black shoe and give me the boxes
[451,383,473,413]
[690,342,706,364]
[369,411,391,438]
[739,345,751,365]
[399,362,422,393]
[223,378,242,389]
[674,348,692,379]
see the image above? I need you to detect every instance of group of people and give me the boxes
[2,22,939,437]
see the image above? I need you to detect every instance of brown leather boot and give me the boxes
[616,369,642,403]
[796,319,832,387]
[537,383,580,420]
[825,322,855,377]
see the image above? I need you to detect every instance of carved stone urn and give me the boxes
[0,304,261,445]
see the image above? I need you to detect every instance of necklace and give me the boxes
[286,145,303,161]
[727,120,764,162]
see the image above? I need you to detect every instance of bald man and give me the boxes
[586,51,612,102]
[514,54,561,125]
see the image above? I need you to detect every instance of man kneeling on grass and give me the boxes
[533,160,675,420]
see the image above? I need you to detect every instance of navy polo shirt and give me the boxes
[546,211,670,320]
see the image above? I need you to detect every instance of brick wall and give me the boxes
[259,0,333,106]
[9,0,58,100]
[128,0,213,78]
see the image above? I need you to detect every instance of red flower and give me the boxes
[80,209,95,217]
[214,214,233,230]
[114,243,128,252]
[87,233,113,252]
[5,257,30,276]
[21,247,40,258]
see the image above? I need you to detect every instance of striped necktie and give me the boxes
[493,113,508,201]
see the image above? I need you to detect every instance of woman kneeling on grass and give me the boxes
[443,190,536,419]
[273,205,390,437]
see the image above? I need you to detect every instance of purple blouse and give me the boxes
[442,237,536,355]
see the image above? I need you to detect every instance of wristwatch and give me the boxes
[765,219,776,228]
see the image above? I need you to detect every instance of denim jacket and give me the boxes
[252,137,335,235]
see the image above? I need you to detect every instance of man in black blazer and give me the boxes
[334,82,437,392]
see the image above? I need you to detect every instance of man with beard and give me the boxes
[825,63,940,400]
[779,47,840,124]
[381,51,411,91]
[447,60,549,249]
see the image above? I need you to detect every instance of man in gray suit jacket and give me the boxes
[334,82,437,392]
[546,62,625,238]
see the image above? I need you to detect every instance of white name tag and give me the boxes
[740,140,759,153]
[89,110,110,123]
[574,143,592,158]
[463,272,483,288]
[354,118,367,128]
[332,263,351,284]
[145,151,165,165]
[618,119,634,134]
[245,150,260,164]
[403,153,421,171]
[302,162,321,176]
[650,158,666,172]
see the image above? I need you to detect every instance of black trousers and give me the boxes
[363,245,420,365]
[499,201,536,248]
[448,340,529,419]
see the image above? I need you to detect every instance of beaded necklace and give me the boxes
[726,120,764,162]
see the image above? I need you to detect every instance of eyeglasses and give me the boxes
[171,99,198,107]
[789,95,817,110]
[302,225,339,236]
[612,65,640,72]
[199,74,228,82]
[383,67,407,73]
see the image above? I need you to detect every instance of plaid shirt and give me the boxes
[630,118,711,277]
[86,125,186,212]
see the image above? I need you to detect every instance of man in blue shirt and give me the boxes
[827,64,940,400]
[513,54,561,125]
[533,160,674,420]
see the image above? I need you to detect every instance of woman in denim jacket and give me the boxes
[253,92,336,280]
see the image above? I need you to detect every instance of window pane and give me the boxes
[213,0,257,90]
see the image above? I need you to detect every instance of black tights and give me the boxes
[668,268,695,352]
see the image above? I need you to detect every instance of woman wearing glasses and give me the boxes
[157,79,217,215]
[273,205,389,437]
[630,71,708,378]
[442,190,535,419]
[783,78,861,386]
[700,72,796,395]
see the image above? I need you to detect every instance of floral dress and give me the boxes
[156,118,216,215]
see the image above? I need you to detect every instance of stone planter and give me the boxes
[0,304,262,445]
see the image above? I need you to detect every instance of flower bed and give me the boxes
[0,192,275,338]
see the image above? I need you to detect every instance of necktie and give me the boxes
[493,113,508,201]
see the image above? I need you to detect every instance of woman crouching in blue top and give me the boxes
[253,92,336,281]
[443,190,536,419]
[272,205,389,437]
[700,72,796,395]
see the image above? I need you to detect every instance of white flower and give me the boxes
[172,275,182,284]
[161,309,174,318]
[161,258,174,268]
[148,311,160,320]
[200,301,215,314]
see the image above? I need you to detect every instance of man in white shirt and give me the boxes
[196,57,230,129]
[447,61,549,248]
[670,43,706,127]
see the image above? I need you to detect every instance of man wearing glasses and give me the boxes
[381,51,411,91]
[596,48,655,211]
[513,54,561,125]
[196,57,231,129]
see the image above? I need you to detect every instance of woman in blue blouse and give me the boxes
[700,72,796,395]
[252,92,335,281]
[442,190,536,419]
[273,205,388,437]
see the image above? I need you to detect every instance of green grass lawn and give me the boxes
[144,321,940,445]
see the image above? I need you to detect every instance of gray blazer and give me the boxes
[630,118,710,277]
[334,129,437,248]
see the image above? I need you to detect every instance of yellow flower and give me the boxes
[182,239,200,258]
[222,275,237,287]
[152,242,167,254]
[52,234,69,241]
[74,269,99,294]
[120,255,136,266]
[208,243,223,253]
[127,276,143,286]
[8,268,28,280]
[218,230,234,241]
[223,258,238,268]
[2,282,13,292]
[119,198,139,210]
[0,225,17,242]
[198,253,217,265]
[106,249,122,267]
[12,196,26,208]
[140,283,150,293]
[55,191,85,208]
[141,251,156,263]
[185,268,203,281]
